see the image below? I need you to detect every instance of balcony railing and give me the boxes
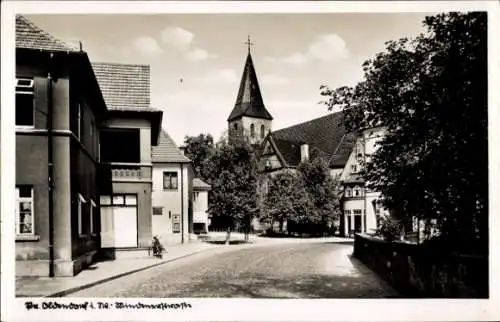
[100,162,152,181]
[112,166,142,179]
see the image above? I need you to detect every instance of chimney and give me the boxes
[300,143,309,162]
[179,146,186,156]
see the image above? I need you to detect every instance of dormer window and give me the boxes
[16,78,35,127]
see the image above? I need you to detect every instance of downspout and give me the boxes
[180,163,184,244]
[47,53,55,277]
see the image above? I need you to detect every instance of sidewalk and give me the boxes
[16,241,216,298]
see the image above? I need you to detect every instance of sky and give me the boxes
[26,13,432,145]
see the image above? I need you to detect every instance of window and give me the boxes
[163,172,178,190]
[344,209,352,216]
[113,195,125,205]
[16,78,34,127]
[354,186,361,197]
[153,207,163,216]
[90,199,96,234]
[193,192,199,201]
[250,123,255,138]
[100,195,111,205]
[78,194,86,235]
[353,209,362,215]
[125,195,137,205]
[351,164,357,173]
[234,123,238,131]
[345,188,352,197]
[100,194,137,207]
[260,125,265,139]
[16,186,34,235]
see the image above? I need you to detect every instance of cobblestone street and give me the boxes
[70,241,399,298]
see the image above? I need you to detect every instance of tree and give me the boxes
[297,156,342,236]
[183,134,215,180]
[204,140,258,244]
[320,13,487,250]
[264,170,313,234]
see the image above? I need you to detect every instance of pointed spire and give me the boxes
[227,39,273,122]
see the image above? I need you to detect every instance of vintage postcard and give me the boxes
[1,1,498,321]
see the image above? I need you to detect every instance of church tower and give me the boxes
[227,37,273,146]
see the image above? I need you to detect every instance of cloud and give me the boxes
[283,52,310,65]
[308,34,349,62]
[260,74,290,86]
[266,33,349,65]
[194,68,238,84]
[160,26,218,62]
[132,36,163,57]
[161,26,194,51]
[186,48,218,62]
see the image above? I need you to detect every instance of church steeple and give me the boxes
[227,37,273,146]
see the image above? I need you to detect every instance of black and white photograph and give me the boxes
[1,1,498,321]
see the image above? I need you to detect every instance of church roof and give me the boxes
[91,62,151,111]
[267,111,355,168]
[152,130,191,163]
[227,52,273,121]
[16,15,79,52]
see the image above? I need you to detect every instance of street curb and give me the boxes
[45,246,214,298]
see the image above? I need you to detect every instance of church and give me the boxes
[225,40,361,235]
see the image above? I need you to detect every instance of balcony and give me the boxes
[100,163,152,183]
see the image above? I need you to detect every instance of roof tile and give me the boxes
[16,15,78,52]
[193,178,211,190]
[269,111,354,168]
[91,62,150,110]
[152,130,191,163]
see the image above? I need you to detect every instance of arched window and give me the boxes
[260,125,265,138]
[250,123,255,138]
[345,188,352,197]
[234,123,238,131]
[354,186,361,197]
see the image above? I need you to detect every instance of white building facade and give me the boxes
[151,130,193,245]
[340,126,390,237]
[192,178,211,234]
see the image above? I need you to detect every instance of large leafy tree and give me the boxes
[320,12,487,250]
[204,141,258,243]
[264,170,313,234]
[297,156,342,236]
[183,134,215,180]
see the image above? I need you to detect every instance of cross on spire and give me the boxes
[245,35,254,53]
